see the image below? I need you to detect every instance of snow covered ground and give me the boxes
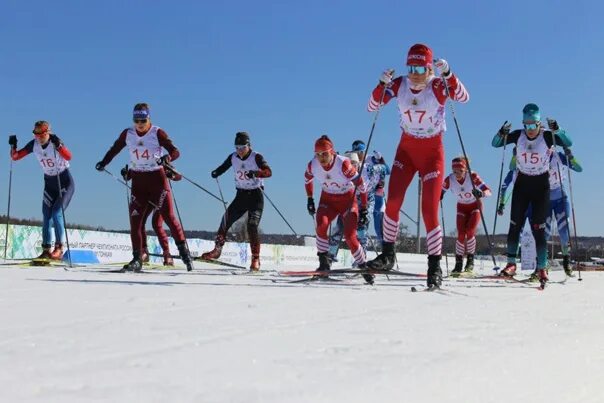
[1,256,603,403]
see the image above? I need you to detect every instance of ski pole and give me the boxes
[437,67,499,269]
[215,177,229,233]
[400,209,418,225]
[52,146,72,268]
[566,150,582,281]
[160,163,226,205]
[492,125,508,237]
[260,188,299,237]
[3,158,13,260]
[168,179,193,269]
[440,200,449,276]
[351,77,389,201]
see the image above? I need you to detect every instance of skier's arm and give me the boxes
[544,130,572,148]
[49,135,72,161]
[440,176,450,200]
[99,129,128,166]
[213,154,233,178]
[157,128,180,162]
[341,159,368,208]
[304,161,314,197]
[367,76,402,112]
[500,170,515,205]
[560,149,583,172]
[471,172,491,197]
[253,153,272,178]
[492,129,521,148]
[432,72,469,105]
[10,140,34,161]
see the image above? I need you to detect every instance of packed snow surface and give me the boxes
[1,255,603,403]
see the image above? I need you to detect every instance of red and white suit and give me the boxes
[367,73,469,256]
[305,155,368,265]
[442,172,491,256]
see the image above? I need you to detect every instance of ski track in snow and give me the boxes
[0,258,603,403]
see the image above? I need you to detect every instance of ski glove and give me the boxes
[211,170,219,179]
[307,197,316,216]
[120,165,130,182]
[434,59,450,76]
[471,189,483,199]
[358,208,369,229]
[245,170,258,179]
[497,203,505,216]
[8,135,17,149]
[546,118,559,131]
[498,121,511,138]
[158,155,171,166]
[95,162,105,171]
[49,134,62,148]
[379,69,395,86]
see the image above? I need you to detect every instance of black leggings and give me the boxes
[218,188,264,255]
[507,172,549,268]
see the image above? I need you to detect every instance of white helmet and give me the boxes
[344,151,359,165]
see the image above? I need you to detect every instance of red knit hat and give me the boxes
[407,44,433,67]
[452,157,467,170]
[314,135,334,153]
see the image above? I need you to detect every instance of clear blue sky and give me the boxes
[2,0,603,237]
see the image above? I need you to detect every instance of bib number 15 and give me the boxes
[520,152,540,165]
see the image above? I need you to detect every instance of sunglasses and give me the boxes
[235,144,248,150]
[315,151,331,158]
[407,65,428,75]
[523,123,539,130]
[133,119,148,124]
[32,129,47,135]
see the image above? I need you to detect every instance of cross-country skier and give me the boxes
[441,157,491,276]
[491,104,572,286]
[201,132,272,271]
[366,43,469,288]
[121,164,182,266]
[328,141,389,260]
[305,135,373,284]
[370,150,390,244]
[498,147,582,277]
[95,103,193,272]
[9,121,75,260]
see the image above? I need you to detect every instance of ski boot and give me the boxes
[250,255,260,272]
[176,241,194,271]
[537,268,548,289]
[36,246,52,260]
[499,262,517,277]
[123,251,143,272]
[464,254,474,274]
[201,234,225,260]
[562,255,573,277]
[163,253,174,266]
[451,255,463,277]
[528,270,540,283]
[49,243,64,260]
[367,241,395,271]
[316,252,331,274]
[357,262,375,285]
[427,255,443,289]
